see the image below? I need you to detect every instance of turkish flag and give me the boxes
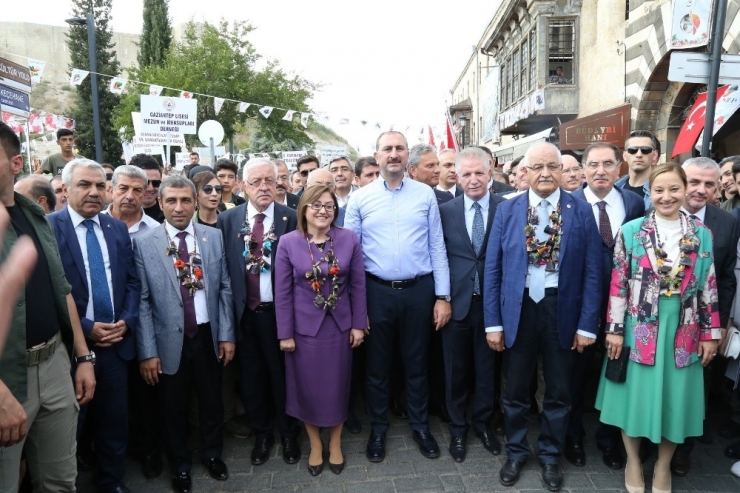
[428,125,436,147]
[672,85,729,157]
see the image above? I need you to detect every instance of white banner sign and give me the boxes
[140,95,198,135]
[319,145,347,166]
[175,152,191,170]
[281,151,305,168]
[481,66,500,142]
[27,58,46,83]
[696,85,740,152]
[131,112,186,146]
[132,142,164,156]
[670,0,712,49]
[195,146,226,158]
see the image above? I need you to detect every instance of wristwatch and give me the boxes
[436,295,451,302]
[75,351,96,367]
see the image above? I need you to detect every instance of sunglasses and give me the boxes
[202,185,223,194]
[105,173,113,181]
[626,146,654,155]
[150,180,162,188]
[299,169,311,177]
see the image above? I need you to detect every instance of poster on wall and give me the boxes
[670,0,713,49]
[481,66,500,143]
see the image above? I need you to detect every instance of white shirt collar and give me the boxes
[67,206,100,228]
[463,192,490,211]
[165,219,194,239]
[583,186,621,208]
[436,184,457,195]
[101,206,160,232]
[681,205,707,223]
[528,187,561,208]
[247,201,275,221]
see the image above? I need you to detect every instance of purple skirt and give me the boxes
[285,314,352,427]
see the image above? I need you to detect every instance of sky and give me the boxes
[5,0,500,153]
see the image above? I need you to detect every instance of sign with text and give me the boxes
[281,151,305,168]
[139,95,198,134]
[132,141,163,156]
[0,57,32,92]
[0,84,31,117]
[195,146,226,158]
[132,134,185,147]
[175,152,191,170]
[319,145,347,166]
[559,103,631,151]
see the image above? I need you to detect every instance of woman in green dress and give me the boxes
[596,163,720,493]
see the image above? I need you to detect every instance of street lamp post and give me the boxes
[459,113,468,150]
[66,13,103,164]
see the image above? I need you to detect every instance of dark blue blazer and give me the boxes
[49,207,140,361]
[483,189,603,349]
[434,188,461,205]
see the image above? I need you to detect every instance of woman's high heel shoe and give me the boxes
[307,461,323,476]
[328,457,345,475]
[624,462,644,493]
[652,471,671,493]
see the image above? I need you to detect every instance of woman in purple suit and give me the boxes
[275,184,368,477]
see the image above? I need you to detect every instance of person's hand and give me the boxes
[280,338,296,352]
[99,320,128,344]
[74,362,96,404]
[0,205,38,357]
[0,380,27,447]
[605,333,624,360]
[486,332,505,352]
[349,329,365,348]
[89,322,123,347]
[219,342,235,365]
[140,357,162,385]
[698,340,719,367]
[433,300,451,331]
[572,334,596,353]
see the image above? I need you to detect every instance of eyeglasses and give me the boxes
[150,180,162,188]
[329,166,353,174]
[561,166,581,174]
[246,178,276,187]
[626,146,654,155]
[527,163,560,173]
[309,202,336,212]
[584,161,620,170]
[105,173,113,181]
[277,175,289,182]
[202,185,223,194]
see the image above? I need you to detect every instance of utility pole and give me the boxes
[701,0,728,158]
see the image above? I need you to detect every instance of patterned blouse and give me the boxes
[605,214,721,368]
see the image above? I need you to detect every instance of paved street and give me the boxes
[77,409,740,492]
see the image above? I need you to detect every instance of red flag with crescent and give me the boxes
[672,85,729,157]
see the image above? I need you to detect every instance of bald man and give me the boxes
[561,155,583,193]
[14,175,56,214]
[306,168,344,226]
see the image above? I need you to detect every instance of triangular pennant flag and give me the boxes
[149,85,163,96]
[259,106,274,118]
[340,118,349,125]
[69,69,89,86]
[300,112,310,128]
[283,110,296,122]
[238,102,251,113]
[28,58,46,83]
[361,120,367,126]
[214,97,225,115]
[180,91,194,99]
[109,77,127,94]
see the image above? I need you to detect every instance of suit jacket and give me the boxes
[49,207,140,361]
[274,227,368,339]
[483,189,603,349]
[285,192,299,209]
[490,180,516,195]
[700,205,739,328]
[217,201,298,329]
[133,223,235,374]
[434,188,456,205]
[439,192,504,321]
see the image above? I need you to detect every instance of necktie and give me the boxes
[529,200,549,303]
[471,202,484,294]
[597,201,614,247]
[84,220,114,323]
[689,214,698,222]
[177,231,198,338]
[247,213,265,311]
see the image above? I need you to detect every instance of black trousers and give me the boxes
[158,324,223,474]
[503,293,575,463]
[441,299,496,438]
[365,274,435,433]
[128,359,161,459]
[237,308,299,439]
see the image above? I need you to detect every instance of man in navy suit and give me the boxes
[49,159,140,493]
[436,150,463,199]
[568,143,645,470]
[484,142,602,491]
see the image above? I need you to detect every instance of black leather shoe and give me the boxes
[172,472,192,493]
[670,452,690,477]
[251,435,275,466]
[499,459,525,486]
[203,457,228,480]
[475,428,501,455]
[366,431,386,462]
[142,453,163,479]
[281,435,301,464]
[564,440,586,467]
[448,436,466,463]
[390,398,409,419]
[541,463,563,491]
[307,462,323,476]
[601,445,624,470]
[328,460,345,475]
[345,411,362,434]
[719,420,740,438]
[492,411,505,436]
[725,441,740,459]
[412,429,440,458]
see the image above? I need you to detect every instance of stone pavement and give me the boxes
[77,409,740,492]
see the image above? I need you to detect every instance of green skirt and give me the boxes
[595,295,705,444]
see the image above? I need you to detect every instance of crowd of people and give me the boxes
[2,121,740,493]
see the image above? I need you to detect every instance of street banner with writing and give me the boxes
[214,97,225,115]
[695,85,740,153]
[481,66,500,142]
[670,0,712,49]
[0,57,32,92]
[131,112,186,145]
[149,85,163,96]
[0,84,31,117]
[27,58,46,83]
[175,152,191,170]
[259,106,274,118]
[139,95,198,135]
[69,69,89,86]
[672,85,729,156]
[319,146,347,166]
[109,77,127,94]
[281,151,305,168]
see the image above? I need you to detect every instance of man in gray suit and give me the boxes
[133,176,235,493]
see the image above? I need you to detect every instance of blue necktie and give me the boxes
[84,219,114,323]
[529,200,549,303]
[471,202,484,294]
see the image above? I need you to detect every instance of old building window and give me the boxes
[501,63,508,108]
[506,61,513,106]
[520,38,528,94]
[530,30,537,90]
[548,19,575,84]
[512,48,520,101]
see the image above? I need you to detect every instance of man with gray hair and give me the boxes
[49,158,141,493]
[407,144,454,204]
[50,174,67,211]
[14,175,56,214]
[218,158,301,466]
[670,156,739,476]
[103,165,161,239]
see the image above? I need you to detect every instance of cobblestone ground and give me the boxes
[77,409,740,492]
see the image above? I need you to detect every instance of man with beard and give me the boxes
[130,154,164,223]
[273,160,299,209]
[560,155,583,192]
[50,175,67,211]
[354,157,380,187]
[719,156,740,211]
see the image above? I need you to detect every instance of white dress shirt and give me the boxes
[681,205,706,223]
[335,187,356,208]
[436,184,457,197]
[164,221,209,324]
[463,192,490,239]
[101,207,161,241]
[68,207,115,321]
[247,201,275,303]
[583,186,626,243]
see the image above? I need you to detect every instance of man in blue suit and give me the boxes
[49,159,140,493]
[568,143,645,470]
[484,142,602,491]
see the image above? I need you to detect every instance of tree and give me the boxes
[66,0,122,164]
[113,21,316,151]
[138,0,172,68]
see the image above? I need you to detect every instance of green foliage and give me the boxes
[66,0,122,164]
[113,20,316,151]
[138,0,172,68]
